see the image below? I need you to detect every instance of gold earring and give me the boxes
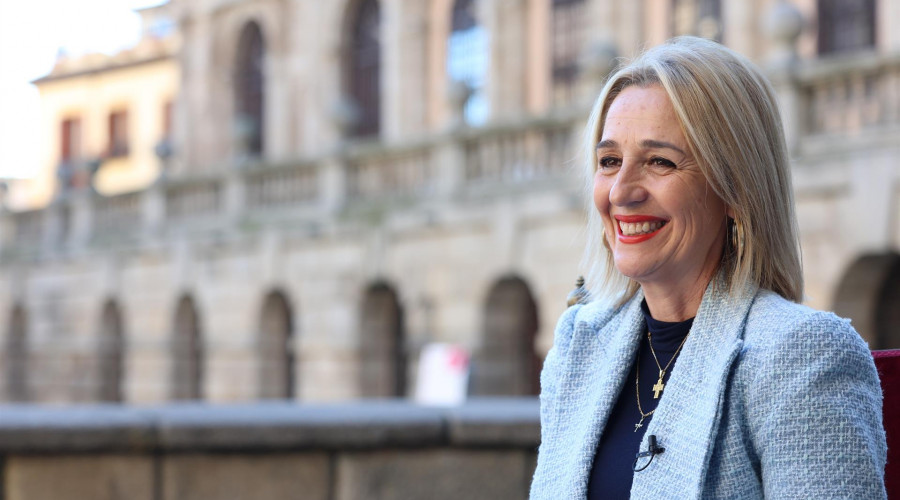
[734,218,745,262]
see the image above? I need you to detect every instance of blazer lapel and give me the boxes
[553,292,645,497]
[630,278,757,499]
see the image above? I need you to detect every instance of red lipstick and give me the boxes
[614,215,668,244]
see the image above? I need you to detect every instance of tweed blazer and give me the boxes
[530,278,887,499]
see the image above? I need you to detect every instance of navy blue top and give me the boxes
[586,300,694,499]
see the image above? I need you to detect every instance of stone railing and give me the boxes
[0,115,582,255]
[10,209,43,248]
[346,145,437,201]
[93,191,142,236]
[165,177,224,221]
[245,162,318,209]
[0,398,538,500]
[790,52,900,152]
[465,119,578,185]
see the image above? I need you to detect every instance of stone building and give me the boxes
[1,0,898,405]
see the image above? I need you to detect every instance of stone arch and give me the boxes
[234,20,266,156]
[171,294,203,400]
[471,276,539,396]
[832,252,900,349]
[97,299,125,402]
[358,282,406,397]
[258,289,294,399]
[5,304,28,402]
[343,0,382,138]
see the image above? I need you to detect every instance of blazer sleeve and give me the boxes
[538,303,582,431]
[745,311,887,499]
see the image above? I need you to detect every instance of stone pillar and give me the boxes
[764,1,804,156]
[433,82,469,199]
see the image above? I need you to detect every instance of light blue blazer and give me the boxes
[530,278,887,499]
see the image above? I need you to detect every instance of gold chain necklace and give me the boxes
[647,329,689,399]
[634,348,654,432]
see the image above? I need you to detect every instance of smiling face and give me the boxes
[594,84,729,292]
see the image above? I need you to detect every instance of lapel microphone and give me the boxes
[633,435,665,472]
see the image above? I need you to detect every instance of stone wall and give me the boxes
[0,398,539,500]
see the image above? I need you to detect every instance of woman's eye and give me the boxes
[598,156,621,169]
[649,157,677,168]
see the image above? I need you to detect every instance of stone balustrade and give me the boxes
[794,52,900,154]
[0,398,539,500]
[4,52,900,258]
[0,114,582,257]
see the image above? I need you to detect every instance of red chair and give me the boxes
[873,350,900,498]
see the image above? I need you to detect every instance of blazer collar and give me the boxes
[630,276,758,498]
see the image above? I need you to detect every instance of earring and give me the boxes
[733,218,745,262]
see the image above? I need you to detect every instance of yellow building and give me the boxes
[11,4,178,210]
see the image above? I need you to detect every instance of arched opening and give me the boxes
[471,276,539,396]
[171,295,203,400]
[258,290,294,399]
[97,299,125,402]
[833,253,900,349]
[817,0,876,55]
[234,21,266,156]
[448,0,488,125]
[358,283,406,397]
[5,305,28,402]
[346,0,381,138]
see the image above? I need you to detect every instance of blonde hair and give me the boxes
[582,36,803,305]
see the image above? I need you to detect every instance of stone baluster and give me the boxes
[434,81,470,198]
[764,0,804,155]
[321,97,358,213]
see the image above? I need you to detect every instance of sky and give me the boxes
[0,0,165,179]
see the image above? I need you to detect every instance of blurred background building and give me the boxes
[0,0,898,405]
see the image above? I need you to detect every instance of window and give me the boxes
[107,110,129,157]
[672,0,722,42]
[60,117,82,164]
[550,0,587,107]
[817,0,875,55]
[347,0,381,138]
[235,22,266,155]
[448,0,488,125]
[163,100,173,140]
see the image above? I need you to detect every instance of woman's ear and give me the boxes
[726,205,735,219]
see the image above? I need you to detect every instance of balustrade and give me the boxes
[464,122,576,185]
[346,148,436,200]
[93,191,142,236]
[799,54,900,138]
[11,209,43,248]
[245,164,318,209]
[166,179,223,221]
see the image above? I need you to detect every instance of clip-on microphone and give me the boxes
[633,435,665,472]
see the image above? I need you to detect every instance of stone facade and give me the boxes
[0,0,898,405]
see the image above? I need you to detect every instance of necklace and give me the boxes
[634,348,654,432]
[647,329,689,399]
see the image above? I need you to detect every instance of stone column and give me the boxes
[764,1,805,156]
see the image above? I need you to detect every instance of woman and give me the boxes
[530,37,886,499]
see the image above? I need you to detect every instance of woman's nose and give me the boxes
[609,162,648,206]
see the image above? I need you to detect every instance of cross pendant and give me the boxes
[652,372,665,399]
[634,416,645,432]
